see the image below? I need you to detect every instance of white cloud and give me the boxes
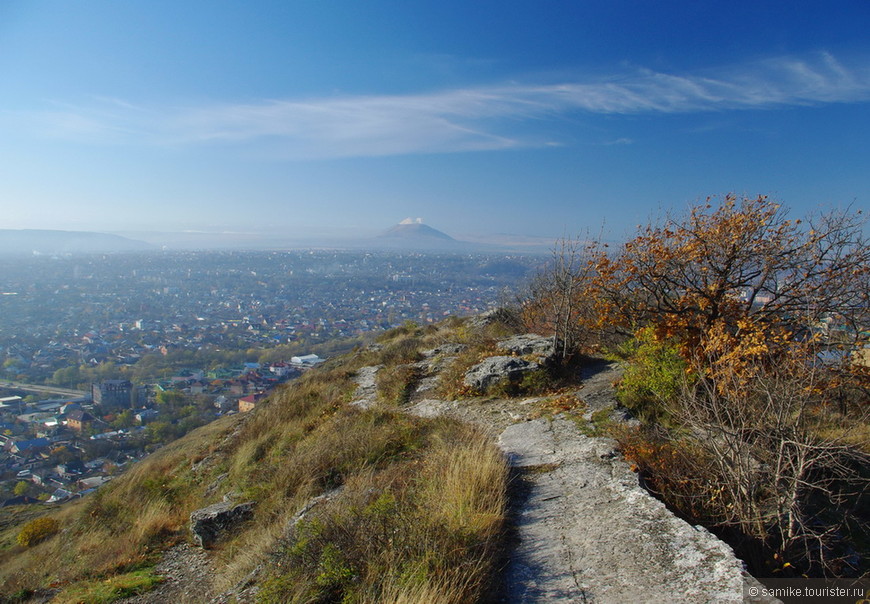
[9,52,870,158]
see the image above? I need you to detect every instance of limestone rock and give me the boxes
[497,334,557,362]
[287,487,343,532]
[349,365,381,409]
[190,500,255,549]
[464,356,540,392]
[498,418,752,603]
[424,343,466,356]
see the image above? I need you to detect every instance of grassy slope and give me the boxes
[0,319,510,604]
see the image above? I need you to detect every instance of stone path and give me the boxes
[400,352,758,603]
[499,418,746,603]
[349,364,381,409]
[117,543,215,604]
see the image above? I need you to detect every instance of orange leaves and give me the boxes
[595,195,866,356]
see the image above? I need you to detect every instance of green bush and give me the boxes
[616,328,689,422]
[16,516,59,547]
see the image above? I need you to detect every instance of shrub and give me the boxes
[614,425,716,518]
[616,327,688,422]
[477,364,557,399]
[16,516,59,547]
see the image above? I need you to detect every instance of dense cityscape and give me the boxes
[0,249,542,504]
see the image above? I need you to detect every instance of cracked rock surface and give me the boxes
[499,418,747,603]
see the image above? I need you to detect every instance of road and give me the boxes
[1,380,89,399]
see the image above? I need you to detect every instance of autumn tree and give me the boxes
[596,195,869,363]
[592,195,869,576]
[671,350,867,574]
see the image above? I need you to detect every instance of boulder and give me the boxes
[464,356,540,392]
[497,334,557,363]
[190,500,255,549]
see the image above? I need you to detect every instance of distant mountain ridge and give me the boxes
[0,229,154,255]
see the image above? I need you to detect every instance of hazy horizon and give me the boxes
[0,219,563,253]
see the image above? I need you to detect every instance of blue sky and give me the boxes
[1,1,868,242]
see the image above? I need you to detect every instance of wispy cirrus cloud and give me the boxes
[9,52,870,158]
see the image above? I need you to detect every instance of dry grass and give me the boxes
[377,363,422,405]
[210,521,285,593]
[435,341,499,399]
[258,421,508,604]
[419,431,507,536]
[372,566,490,604]
[0,416,238,596]
[808,405,870,454]
[0,318,512,602]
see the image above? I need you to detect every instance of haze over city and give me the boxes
[1,1,868,242]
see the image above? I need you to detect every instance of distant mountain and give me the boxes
[376,218,456,247]
[0,229,154,255]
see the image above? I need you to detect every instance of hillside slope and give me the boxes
[0,315,758,603]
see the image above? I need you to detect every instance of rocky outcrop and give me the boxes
[496,333,557,363]
[287,488,343,531]
[422,343,466,356]
[499,418,752,603]
[190,500,255,549]
[464,355,540,392]
[461,334,557,394]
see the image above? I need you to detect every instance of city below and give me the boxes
[0,249,542,505]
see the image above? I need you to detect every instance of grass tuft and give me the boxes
[52,569,163,604]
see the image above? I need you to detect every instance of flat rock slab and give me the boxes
[349,365,381,409]
[405,398,457,418]
[498,418,748,603]
[497,334,557,359]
